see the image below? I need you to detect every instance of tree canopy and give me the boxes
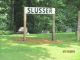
[0,0,79,33]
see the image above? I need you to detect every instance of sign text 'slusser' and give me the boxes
[24,7,55,14]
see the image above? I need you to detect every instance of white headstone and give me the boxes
[18,27,27,34]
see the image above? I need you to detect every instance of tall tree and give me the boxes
[13,0,24,32]
[0,0,10,30]
[76,0,80,41]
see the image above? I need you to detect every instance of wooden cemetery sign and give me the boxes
[23,7,55,40]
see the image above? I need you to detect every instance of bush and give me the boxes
[0,30,13,35]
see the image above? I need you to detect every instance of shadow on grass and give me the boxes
[0,35,15,42]
[0,43,55,60]
[49,41,80,48]
[49,43,70,48]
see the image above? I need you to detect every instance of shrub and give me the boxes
[0,30,13,35]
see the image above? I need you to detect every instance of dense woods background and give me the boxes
[0,0,80,33]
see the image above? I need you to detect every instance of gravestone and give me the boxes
[17,27,28,34]
[66,28,72,32]
[41,30,50,34]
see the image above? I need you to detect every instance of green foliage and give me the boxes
[28,15,52,33]
[0,30,13,35]
[26,0,78,33]
[56,5,77,32]
[0,0,11,30]
[0,0,79,33]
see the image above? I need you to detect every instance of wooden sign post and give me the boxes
[23,7,55,40]
[52,14,55,40]
[23,7,27,40]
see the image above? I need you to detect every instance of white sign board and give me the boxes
[24,7,55,14]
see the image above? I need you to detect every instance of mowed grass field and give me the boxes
[0,32,80,60]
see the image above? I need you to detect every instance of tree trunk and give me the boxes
[14,0,24,32]
[10,0,14,31]
[77,11,80,41]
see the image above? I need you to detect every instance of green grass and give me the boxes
[0,32,76,40]
[0,32,80,60]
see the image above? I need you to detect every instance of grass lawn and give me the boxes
[0,32,80,60]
